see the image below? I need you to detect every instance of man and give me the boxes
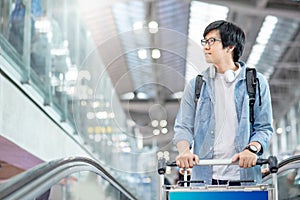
[173,20,273,185]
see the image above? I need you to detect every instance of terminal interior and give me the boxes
[0,0,300,199]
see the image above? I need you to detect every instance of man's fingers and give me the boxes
[176,153,199,168]
[235,151,258,168]
[231,154,239,162]
[184,159,190,168]
[194,155,200,164]
[188,157,194,168]
[239,158,256,168]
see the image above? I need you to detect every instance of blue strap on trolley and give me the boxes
[158,156,279,200]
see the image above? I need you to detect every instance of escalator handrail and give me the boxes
[262,155,300,178]
[0,156,138,200]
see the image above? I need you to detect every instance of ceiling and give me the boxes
[78,0,300,151]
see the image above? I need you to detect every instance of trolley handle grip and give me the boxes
[158,158,167,174]
[256,156,278,173]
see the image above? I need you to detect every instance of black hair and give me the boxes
[203,20,245,62]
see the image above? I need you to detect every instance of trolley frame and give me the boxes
[157,156,278,200]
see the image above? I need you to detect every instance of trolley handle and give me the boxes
[158,156,278,175]
[166,159,234,167]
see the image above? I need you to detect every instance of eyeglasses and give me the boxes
[200,38,222,46]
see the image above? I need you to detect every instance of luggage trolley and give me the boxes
[158,156,279,200]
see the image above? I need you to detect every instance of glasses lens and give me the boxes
[208,38,215,46]
[200,39,206,46]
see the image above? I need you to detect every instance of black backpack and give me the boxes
[194,67,261,126]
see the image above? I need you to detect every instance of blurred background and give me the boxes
[0,0,300,199]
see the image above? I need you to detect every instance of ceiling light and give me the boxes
[164,155,170,161]
[138,49,147,59]
[153,129,160,135]
[160,120,167,127]
[247,15,278,70]
[133,21,143,30]
[92,101,100,108]
[96,111,108,119]
[148,21,158,33]
[95,126,101,134]
[276,127,283,134]
[80,100,87,106]
[163,151,169,157]
[136,92,148,99]
[107,126,112,133]
[151,120,159,127]
[157,151,164,158]
[151,49,161,59]
[161,128,168,134]
[86,112,95,119]
[120,92,135,100]
[87,127,94,134]
[188,1,228,45]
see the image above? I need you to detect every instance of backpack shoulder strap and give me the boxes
[246,67,259,124]
[194,74,203,107]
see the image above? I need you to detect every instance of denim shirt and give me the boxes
[173,61,273,185]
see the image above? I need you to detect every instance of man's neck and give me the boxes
[215,61,238,74]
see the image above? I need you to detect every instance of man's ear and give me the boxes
[227,45,235,53]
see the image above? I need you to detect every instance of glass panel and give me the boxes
[33,171,127,200]
[0,0,30,81]
[264,168,300,200]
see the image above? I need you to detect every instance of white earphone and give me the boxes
[210,65,241,83]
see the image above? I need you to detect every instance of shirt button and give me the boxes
[211,131,214,134]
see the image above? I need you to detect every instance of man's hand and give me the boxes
[176,141,199,168]
[176,151,199,168]
[232,150,257,168]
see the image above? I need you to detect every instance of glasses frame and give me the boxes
[201,38,222,46]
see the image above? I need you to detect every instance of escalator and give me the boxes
[262,155,300,200]
[0,157,138,200]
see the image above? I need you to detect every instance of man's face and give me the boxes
[202,29,228,65]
